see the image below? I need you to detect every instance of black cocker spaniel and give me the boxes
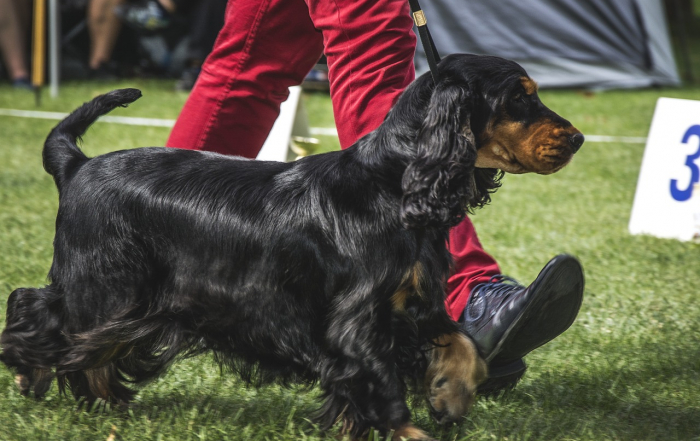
[1,54,582,440]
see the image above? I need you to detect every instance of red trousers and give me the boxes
[166,0,500,320]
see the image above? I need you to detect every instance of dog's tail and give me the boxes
[43,88,142,188]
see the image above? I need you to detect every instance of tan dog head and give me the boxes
[474,75,583,175]
[424,333,488,424]
[400,54,583,230]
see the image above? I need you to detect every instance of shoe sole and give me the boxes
[485,254,584,364]
[477,358,527,396]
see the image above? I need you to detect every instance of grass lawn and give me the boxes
[0,79,699,440]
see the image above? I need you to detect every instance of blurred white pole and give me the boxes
[48,0,59,98]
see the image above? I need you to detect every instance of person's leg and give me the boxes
[446,217,585,395]
[174,0,227,91]
[446,218,501,321]
[166,0,324,158]
[168,0,414,154]
[158,0,177,13]
[87,0,125,70]
[185,0,227,64]
[305,0,416,148]
[0,0,29,82]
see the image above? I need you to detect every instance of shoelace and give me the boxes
[471,275,524,310]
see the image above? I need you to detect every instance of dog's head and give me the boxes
[424,333,487,424]
[401,54,583,229]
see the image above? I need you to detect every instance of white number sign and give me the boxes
[629,97,700,241]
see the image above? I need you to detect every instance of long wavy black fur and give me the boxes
[0,54,526,437]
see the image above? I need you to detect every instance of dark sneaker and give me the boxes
[476,358,526,396]
[462,255,584,392]
[88,62,119,81]
[116,1,171,31]
[12,77,32,90]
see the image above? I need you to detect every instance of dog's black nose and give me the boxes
[569,133,584,153]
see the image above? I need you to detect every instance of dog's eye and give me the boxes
[513,93,528,104]
[513,93,530,104]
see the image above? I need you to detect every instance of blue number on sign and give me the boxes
[670,125,700,202]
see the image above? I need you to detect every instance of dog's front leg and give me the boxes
[400,261,488,426]
[318,284,432,440]
[320,352,432,441]
[424,332,488,424]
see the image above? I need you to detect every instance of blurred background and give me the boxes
[0,0,228,91]
[1,0,698,93]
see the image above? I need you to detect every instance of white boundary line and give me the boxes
[585,135,647,144]
[0,108,176,127]
[0,108,647,143]
[309,127,340,137]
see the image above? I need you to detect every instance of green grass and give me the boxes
[0,80,699,440]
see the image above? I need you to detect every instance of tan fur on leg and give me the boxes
[425,333,488,424]
[14,374,29,395]
[15,368,54,397]
[392,423,434,440]
[85,366,113,401]
[336,420,433,441]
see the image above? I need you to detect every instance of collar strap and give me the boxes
[408,0,441,83]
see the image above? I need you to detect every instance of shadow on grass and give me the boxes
[129,382,328,439]
[1,331,696,441]
[462,335,700,440]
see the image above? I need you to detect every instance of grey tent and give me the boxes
[415,0,681,89]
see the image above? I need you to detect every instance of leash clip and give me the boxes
[412,10,427,27]
[408,0,441,83]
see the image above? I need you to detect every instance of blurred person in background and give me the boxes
[116,0,227,90]
[84,0,125,78]
[62,0,127,78]
[165,0,585,395]
[0,0,31,89]
[116,0,175,29]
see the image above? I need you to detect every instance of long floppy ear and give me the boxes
[401,82,477,230]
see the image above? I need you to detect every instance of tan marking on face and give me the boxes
[474,75,583,174]
[425,333,488,424]
[520,77,538,95]
[476,119,582,174]
[391,263,424,311]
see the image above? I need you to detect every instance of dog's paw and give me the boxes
[14,374,30,396]
[392,424,435,440]
[425,333,488,424]
[14,369,54,398]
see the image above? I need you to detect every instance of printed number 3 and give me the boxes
[670,124,700,202]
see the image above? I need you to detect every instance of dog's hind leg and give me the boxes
[14,366,55,398]
[317,283,431,439]
[56,312,187,405]
[58,365,136,407]
[321,373,433,440]
[0,287,66,398]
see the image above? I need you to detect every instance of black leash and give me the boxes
[408,0,441,83]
